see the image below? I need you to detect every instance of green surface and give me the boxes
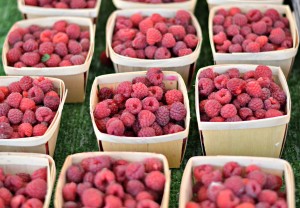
[0,1,299,207]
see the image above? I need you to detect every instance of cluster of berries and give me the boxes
[0,167,48,208]
[186,161,287,208]
[112,10,199,59]
[0,76,61,139]
[124,0,188,3]
[94,68,187,137]
[198,65,286,122]
[24,0,97,9]
[62,155,166,208]
[213,7,293,53]
[6,20,90,68]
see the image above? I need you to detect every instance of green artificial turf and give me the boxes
[0,0,300,207]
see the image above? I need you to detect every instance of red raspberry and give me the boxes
[70,54,85,65]
[201,169,223,187]
[172,41,187,56]
[265,9,280,22]
[142,97,159,113]
[184,34,198,48]
[25,179,47,200]
[213,32,227,45]
[226,68,240,78]
[175,10,191,25]
[223,161,242,178]
[76,182,92,196]
[19,76,33,92]
[216,8,228,16]
[126,180,146,197]
[94,101,111,119]
[0,116,9,123]
[258,190,278,204]
[94,168,115,191]
[132,34,147,49]
[217,189,240,208]
[145,171,165,192]
[8,30,23,46]
[204,99,222,118]
[147,86,163,102]
[247,170,267,187]
[260,88,271,100]
[20,52,40,66]
[131,82,149,99]
[245,42,260,52]
[18,123,33,137]
[265,109,283,118]
[213,25,224,35]
[104,195,122,208]
[132,77,151,87]
[199,68,214,80]
[6,48,22,64]
[231,35,244,45]
[252,21,267,35]
[226,78,245,95]
[269,28,286,45]
[23,198,43,208]
[6,92,22,108]
[66,23,81,40]
[10,195,26,208]
[245,81,262,98]
[120,48,136,58]
[248,98,264,111]
[228,43,242,53]
[106,118,125,136]
[170,102,186,121]
[0,187,13,205]
[53,20,67,32]
[35,107,53,122]
[246,9,262,22]
[117,81,132,98]
[130,13,143,27]
[228,7,241,16]
[8,109,23,124]
[105,183,124,199]
[53,32,69,44]
[213,15,225,25]
[198,78,215,96]
[168,124,184,134]
[161,33,176,48]
[264,97,280,110]
[43,95,60,111]
[178,48,193,56]
[165,89,183,105]
[139,18,154,34]
[68,40,82,55]
[138,127,156,137]
[146,28,162,46]
[264,174,283,191]
[44,54,61,67]
[125,162,145,181]
[31,167,47,181]
[4,174,24,192]
[226,25,240,37]
[271,200,287,208]
[216,39,231,52]
[81,156,112,174]
[254,65,273,79]
[155,106,170,126]
[168,25,186,41]
[214,74,229,90]
[146,68,163,86]
[66,164,84,183]
[154,22,168,35]
[33,124,47,136]
[235,93,250,107]
[120,111,135,127]
[224,176,245,196]
[144,158,163,173]
[23,39,38,52]
[95,117,109,133]
[232,13,248,26]
[136,191,155,201]
[125,98,142,115]
[154,47,171,59]
[0,122,13,139]
[223,16,233,28]
[206,182,225,202]
[272,90,286,105]
[210,117,225,122]
[27,86,44,104]
[14,62,26,68]
[255,36,268,48]
[138,110,155,128]
[33,77,54,93]
[239,107,253,120]
[55,42,68,57]
[81,188,103,207]
[98,87,113,101]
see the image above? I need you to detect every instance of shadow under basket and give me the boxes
[90,71,190,168]
[195,64,291,158]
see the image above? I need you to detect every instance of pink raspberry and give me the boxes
[25,179,47,200]
[228,7,241,16]
[246,9,262,22]
[246,81,262,98]
[168,124,184,134]
[172,41,187,56]
[223,16,233,28]
[265,9,280,22]
[239,107,253,120]
[232,34,244,45]
[144,46,157,59]
[272,90,286,105]
[63,182,77,201]
[245,42,260,52]
[226,25,240,37]
[168,25,186,41]
[33,77,54,93]
[175,10,191,26]
[10,195,26,208]
[125,98,142,114]
[44,95,60,111]
[247,170,267,187]
[120,111,135,128]
[214,89,232,105]
[214,74,229,89]
[66,165,84,183]
[146,28,162,46]
[216,8,228,16]
[264,97,280,110]
[232,13,247,26]
[217,189,240,208]
[154,22,168,35]
[243,70,255,80]
[201,169,223,187]
[55,42,68,57]
[95,117,110,133]
[6,92,22,108]
[198,78,215,96]
[213,32,227,45]
[223,161,242,178]
[161,33,176,48]
[106,183,124,198]
[165,89,183,105]
[138,110,155,128]
[0,116,9,123]
[226,78,246,95]
[142,97,159,113]
[35,107,53,122]
[178,48,193,56]
[126,180,145,197]
[184,34,198,48]
[146,68,163,86]
[81,156,112,173]
[22,198,43,208]
[216,40,232,52]
[224,176,245,195]
[104,195,122,208]
[116,81,132,98]
[28,86,44,104]
[106,118,125,136]
[138,127,156,137]
[81,188,103,207]
[125,162,145,180]
[144,158,163,173]
[199,68,215,80]
[18,123,33,137]
[70,54,85,65]
[94,168,115,191]
[229,43,242,53]
[255,36,268,48]
[258,190,278,204]
[76,182,92,197]
[136,191,155,202]
[132,34,147,50]
[31,167,47,181]
[269,28,286,45]
[145,171,165,192]
[131,13,143,27]
[23,39,38,52]
[8,109,23,124]
[132,77,151,87]
[20,52,40,66]
[8,30,23,46]
[260,88,271,100]
[170,102,186,121]
[255,65,273,79]
[33,124,48,136]
[155,106,170,126]
[213,25,224,35]
[154,47,171,59]
[204,99,222,118]
[226,68,240,79]
[148,86,163,101]
[131,82,149,99]
[265,109,283,118]
[213,15,225,25]
[94,101,111,119]
[248,98,264,111]
[251,21,267,35]
[220,104,237,119]
[19,76,33,91]
[139,18,154,34]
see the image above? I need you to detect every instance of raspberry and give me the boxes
[65,23,81,40]
[229,7,241,16]
[172,41,187,56]
[69,54,85,65]
[18,76,33,92]
[247,170,267,187]
[224,176,245,195]
[95,117,109,133]
[43,95,60,111]
[145,171,165,192]
[213,25,224,35]
[6,48,22,64]
[98,87,113,101]
[201,170,223,187]
[165,89,183,105]
[232,14,247,27]
[6,92,22,108]
[161,33,176,48]
[93,168,115,192]
[0,187,13,206]
[223,16,233,28]
[178,48,193,56]
[20,52,40,66]
[175,10,190,25]
[33,77,54,93]
[144,158,163,173]
[10,195,26,208]
[136,191,155,201]
[14,62,26,68]
[258,190,278,204]
[214,89,232,105]
[227,79,246,96]
[272,90,286,105]
[81,188,103,207]
[22,198,43,208]
[117,81,132,98]
[23,39,38,52]
[138,110,155,128]
[138,18,153,34]
[94,101,111,119]
[209,117,224,122]
[146,68,163,86]
[213,15,225,25]
[25,179,47,200]
[132,77,151,87]
[265,109,283,118]
[4,175,24,192]
[132,34,147,49]
[131,83,149,99]
[120,111,135,128]
[228,43,242,53]
[130,13,143,27]
[8,30,23,46]
[33,124,48,136]
[138,127,156,137]
[213,32,227,45]
[206,182,225,202]
[216,8,228,16]
[246,9,262,22]
[169,124,184,133]
[35,107,53,122]
[232,34,244,45]
[264,97,280,110]
[16,172,31,182]
[168,25,186,41]
[253,65,273,80]
[226,25,240,37]
[0,116,9,123]
[104,195,122,208]
[214,74,229,89]
[146,28,162,46]
[265,9,280,22]
[55,42,68,57]
[153,106,170,127]
[68,40,82,55]
[154,22,168,35]
[198,68,214,80]
[198,78,215,96]
[143,46,156,59]
[8,82,22,94]
[184,34,198,48]
[245,81,262,98]
[245,42,260,52]
[125,98,142,115]
[52,20,67,32]
[125,162,145,181]
[142,97,159,113]
[31,167,47,181]
[217,189,240,208]
[66,165,84,183]
[44,54,61,67]
[170,102,186,121]
[106,183,124,198]
[18,123,33,137]
[223,162,242,178]
[203,99,221,118]
[0,122,13,139]
[265,174,282,191]
[248,98,264,111]
[239,107,253,120]
[8,109,23,124]
[126,179,145,197]
[269,28,286,45]
[106,118,125,136]
[154,47,171,59]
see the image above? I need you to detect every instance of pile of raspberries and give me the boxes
[94,68,187,137]
[124,0,188,3]
[24,0,97,9]
[112,10,199,59]
[0,167,48,208]
[62,155,166,208]
[198,65,286,122]
[0,76,61,139]
[212,7,293,53]
[6,20,90,68]
[186,161,287,208]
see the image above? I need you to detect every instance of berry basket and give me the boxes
[90,71,190,168]
[195,64,291,157]
[54,152,170,207]
[209,4,299,78]
[206,0,283,10]
[0,76,67,156]
[2,16,94,103]
[17,0,102,23]
[106,9,202,87]
[179,156,295,208]
[112,0,197,13]
[0,152,56,208]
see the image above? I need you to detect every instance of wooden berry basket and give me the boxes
[0,152,56,208]
[106,9,202,88]
[209,4,299,78]
[90,71,190,168]
[0,76,67,156]
[55,152,170,208]
[112,0,197,13]
[17,0,102,23]
[206,0,283,10]
[2,16,94,103]
[195,64,291,157]
[179,156,295,208]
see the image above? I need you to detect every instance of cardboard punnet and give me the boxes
[0,152,56,208]
[179,156,295,208]
[209,4,299,78]
[195,65,291,157]
[54,152,170,208]
[112,0,197,13]
[106,9,202,87]
[206,0,283,10]
[0,76,67,156]
[90,71,190,168]
[17,0,101,23]
[2,16,94,103]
